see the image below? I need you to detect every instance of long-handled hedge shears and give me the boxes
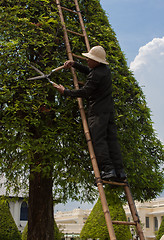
[27,64,65,87]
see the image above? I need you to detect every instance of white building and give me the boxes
[7,197,28,232]
[54,208,91,239]
[55,198,164,240]
[0,175,28,232]
[124,198,164,240]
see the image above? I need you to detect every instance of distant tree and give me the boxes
[0,198,21,240]
[80,186,132,240]
[156,217,164,240]
[0,0,163,240]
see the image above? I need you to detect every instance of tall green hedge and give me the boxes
[0,0,163,204]
[22,221,63,240]
[80,186,132,240]
[156,217,164,240]
[0,199,21,240]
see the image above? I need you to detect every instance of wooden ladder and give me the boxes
[55,0,145,239]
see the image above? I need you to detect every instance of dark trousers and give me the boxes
[88,111,124,172]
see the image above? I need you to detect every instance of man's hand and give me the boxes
[52,60,74,94]
[53,83,65,95]
[64,60,75,69]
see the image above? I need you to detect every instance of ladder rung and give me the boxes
[67,29,84,37]
[78,81,84,86]
[61,6,78,14]
[102,180,128,186]
[112,220,136,226]
[72,53,86,60]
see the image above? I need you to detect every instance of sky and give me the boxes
[100,0,164,143]
[55,0,164,212]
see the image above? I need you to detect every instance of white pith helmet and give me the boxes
[82,46,109,65]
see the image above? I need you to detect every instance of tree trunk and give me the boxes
[28,164,54,240]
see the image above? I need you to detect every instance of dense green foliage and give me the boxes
[22,222,63,240]
[80,186,132,239]
[156,217,164,240]
[0,0,163,204]
[0,0,95,203]
[22,223,28,240]
[0,199,21,240]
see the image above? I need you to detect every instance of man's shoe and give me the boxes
[115,169,126,180]
[101,169,117,181]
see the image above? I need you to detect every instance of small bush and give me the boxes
[0,198,21,240]
[80,186,132,240]
[156,217,164,240]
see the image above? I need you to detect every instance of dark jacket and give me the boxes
[64,62,114,115]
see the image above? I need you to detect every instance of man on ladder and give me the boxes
[53,45,126,182]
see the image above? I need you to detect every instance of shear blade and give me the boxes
[27,75,46,81]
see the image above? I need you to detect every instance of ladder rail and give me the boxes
[124,185,145,240]
[74,0,90,51]
[56,0,73,61]
[55,1,145,239]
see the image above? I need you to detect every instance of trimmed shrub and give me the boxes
[0,199,21,240]
[156,217,164,240]
[80,186,132,240]
[21,223,28,240]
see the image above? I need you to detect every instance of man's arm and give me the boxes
[64,60,90,74]
[53,60,96,97]
[53,83,88,98]
[73,62,90,74]
[64,88,88,98]
[63,69,99,98]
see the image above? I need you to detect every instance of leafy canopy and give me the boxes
[0,0,163,202]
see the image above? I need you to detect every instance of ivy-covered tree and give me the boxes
[80,186,132,240]
[156,217,164,240]
[0,198,21,240]
[0,0,164,240]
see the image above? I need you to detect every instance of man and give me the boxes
[53,46,126,181]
